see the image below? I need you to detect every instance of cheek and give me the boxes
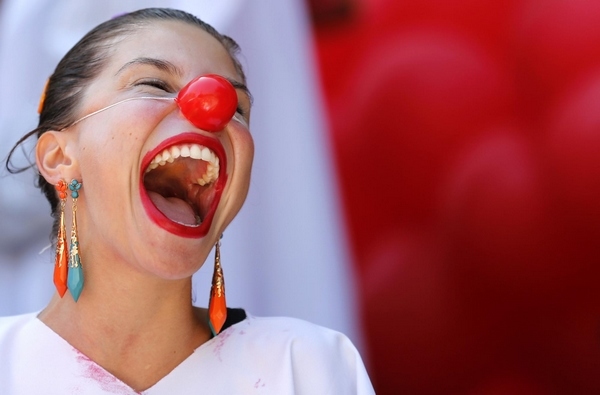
[77,104,160,170]
[232,127,254,182]
[236,133,254,213]
[223,126,254,215]
[78,99,165,147]
[233,121,254,159]
[79,132,132,177]
[76,124,143,203]
[241,131,255,165]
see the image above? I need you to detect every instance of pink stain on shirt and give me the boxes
[254,378,267,389]
[74,348,142,394]
[212,327,234,362]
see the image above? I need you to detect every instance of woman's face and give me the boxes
[64,20,254,279]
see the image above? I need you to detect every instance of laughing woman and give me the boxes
[0,8,374,395]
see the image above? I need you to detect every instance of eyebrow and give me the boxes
[116,57,184,77]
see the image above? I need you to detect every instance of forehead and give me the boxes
[103,20,240,81]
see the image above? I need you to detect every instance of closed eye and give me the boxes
[135,78,248,119]
[134,78,173,93]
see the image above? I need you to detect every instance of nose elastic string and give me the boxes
[67,96,175,128]
[65,74,241,131]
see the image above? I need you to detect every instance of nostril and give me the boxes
[175,74,238,132]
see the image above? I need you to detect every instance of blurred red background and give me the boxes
[308,0,600,393]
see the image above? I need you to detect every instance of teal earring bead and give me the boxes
[68,238,84,302]
[69,179,81,198]
[67,179,84,302]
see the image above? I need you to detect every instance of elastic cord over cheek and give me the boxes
[64,74,240,131]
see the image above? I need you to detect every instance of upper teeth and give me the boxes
[145,143,220,186]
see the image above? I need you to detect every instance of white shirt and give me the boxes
[0,312,374,394]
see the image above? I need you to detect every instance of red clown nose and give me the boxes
[175,74,238,131]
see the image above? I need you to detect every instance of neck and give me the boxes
[39,253,211,390]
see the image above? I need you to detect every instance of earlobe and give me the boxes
[36,131,77,184]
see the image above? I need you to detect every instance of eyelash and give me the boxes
[135,79,171,92]
[236,105,246,117]
[135,79,247,117]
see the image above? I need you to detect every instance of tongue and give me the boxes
[147,191,198,226]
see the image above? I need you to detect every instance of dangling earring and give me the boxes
[67,179,84,302]
[53,180,68,297]
[208,234,227,336]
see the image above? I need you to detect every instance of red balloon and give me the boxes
[313,1,600,393]
[362,229,502,394]
[440,130,553,297]
[175,74,238,131]
[331,30,512,263]
[366,0,519,52]
[545,72,600,221]
[542,71,600,288]
[514,0,600,116]
[521,304,600,393]
[466,373,551,395]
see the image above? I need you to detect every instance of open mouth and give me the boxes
[140,133,227,238]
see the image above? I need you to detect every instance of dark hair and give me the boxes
[4,8,246,239]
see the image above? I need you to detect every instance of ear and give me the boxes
[36,131,78,185]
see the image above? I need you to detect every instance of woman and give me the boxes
[0,8,374,394]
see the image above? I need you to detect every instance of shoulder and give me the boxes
[217,314,375,394]
[0,312,41,387]
[0,311,38,339]
[243,314,356,353]
[0,312,41,357]
[251,315,361,362]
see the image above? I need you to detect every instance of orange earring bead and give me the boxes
[53,180,69,297]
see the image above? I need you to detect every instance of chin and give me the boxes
[140,243,213,280]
